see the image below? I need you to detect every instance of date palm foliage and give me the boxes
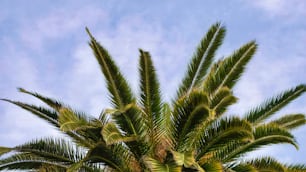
[1,23,306,171]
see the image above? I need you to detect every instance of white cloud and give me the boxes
[19,6,107,51]
[0,37,62,146]
[244,0,306,19]
[0,106,61,147]
[0,5,104,146]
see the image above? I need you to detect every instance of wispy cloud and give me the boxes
[244,0,306,20]
[19,5,107,51]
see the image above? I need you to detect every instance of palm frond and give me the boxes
[1,99,95,149]
[196,117,253,160]
[18,88,63,111]
[156,103,174,145]
[0,153,67,171]
[109,103,149,157]
[285,164,306,172]
[230,163,257,172]
[153,103,175,162]
[206,140,245,162]
[268,114,306,130]
[13,138,85,163]
[101,122,136,145]
[86,29,145,146]
[1,99,58,127]
[244,84,306,124]
[201,160,223,172]
[58,107,96,132]
[144,156,182,172]
[171,151,195,168]
[138,49,163,145]
[0,147,12,157]
[58,107,106,147]
[243,157,286,172]
[176,22,226,98]
[209,86,237,117]
[172,90,209,150]
[86,142,136,172]
[86,28,134,109]
[203,41,257,95]
[223,124,298,161]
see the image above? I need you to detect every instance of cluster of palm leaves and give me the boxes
[1,23,306,171]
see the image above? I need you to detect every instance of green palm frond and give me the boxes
[203,41,257,95]
[152,103,175,162]
[209,86,237,117]
[58,107,97,132]
[207,140,244,162]
[0,147,12,157]
[268,113,306,130]
[58,107,105,148]
[86,29,150,159]
[172,90,209,150]
[101,122,136,145]
[86,28,134,109]
[243,157,286,172]
[176,22,226,98]
[18,88,63,111]
[13,138,84,163]
[0,153,67,171]
[1,100,96,149]
[196,117,253,161]
[86,142,136,172]
[103,105,149,159]
[86,28,142,137]
[285,164,306,172]
[224,124,298,162]
[157,103,175,145]
[230,163,257,172]
[1,99,59,127]
[138,49,163,143]
[99,110,110,124]
[170,151,198,169]
[201,160,223,172]
[0,138,84,172]
[244,84,306,124]
[144,156,182,172]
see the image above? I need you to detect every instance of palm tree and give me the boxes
[1,23,306,172]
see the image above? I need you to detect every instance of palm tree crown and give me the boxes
[1,23,306,172]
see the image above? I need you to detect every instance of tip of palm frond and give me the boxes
[17,87,29,93]
[300,84,306,90]
[0,146,12,156]
[139,49,149,55]
[17,88,36,96]
[85,27,94,40]
[212,21,222,26]
[293,141,299,150]
[0,98,11,102]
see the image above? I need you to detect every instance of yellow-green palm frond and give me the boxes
[203,41,257,95]
[196,117,253,161]
[268,113,306,130]
[223,124,298,162]
[244,84,306,125]
[176,22,226,99]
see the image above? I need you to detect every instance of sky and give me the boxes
[0,0,306,166]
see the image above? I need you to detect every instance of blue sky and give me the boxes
[1,0,306,165]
